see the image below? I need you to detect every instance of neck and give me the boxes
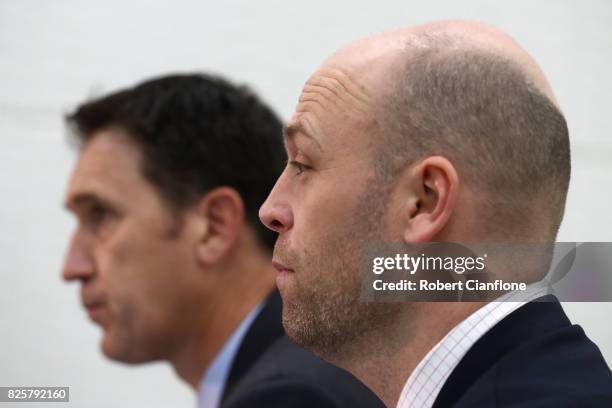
[168,246,276,390]
[330,302,482,407]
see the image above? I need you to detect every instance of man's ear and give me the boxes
[193,187,245,267]
[402,156,459,243]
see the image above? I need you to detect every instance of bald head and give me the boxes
[322,21,559,108]
[309,21,570,240]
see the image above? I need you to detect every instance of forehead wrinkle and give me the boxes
[305,67,373,112]
[284,119,323,151]
[294,101,329,142]
[297,92,331,113]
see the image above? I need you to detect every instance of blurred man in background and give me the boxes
[62,74,383,408]
[259,21,612,407]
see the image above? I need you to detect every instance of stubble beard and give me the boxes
[278,180,402,362]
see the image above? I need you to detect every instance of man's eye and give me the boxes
[289,160,308,175]
[86,205,111,229]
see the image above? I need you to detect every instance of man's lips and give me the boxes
[81,290,107,313]
[82,299,108,325]
[272,261,294,274]
[81,292,106,309]
[82,298,106,315]
[83,301,105,310]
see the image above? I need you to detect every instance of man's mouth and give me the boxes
[272,260,295,274]
[81,288,108,324]
[84,301,104,310]
[84,302,107,325]
[81,293,106,310]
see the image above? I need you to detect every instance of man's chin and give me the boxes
[100,333,150,364]
[282,313,349,366]
[281,302,329,351]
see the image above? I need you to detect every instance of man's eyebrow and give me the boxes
[283,121,322,150]
[65,192,111,211]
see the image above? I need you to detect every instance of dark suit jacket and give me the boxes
[433,295,612,407]
[219,291,384,408]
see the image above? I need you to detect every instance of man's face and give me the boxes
[63,127,207,363]
[259,65,400,356]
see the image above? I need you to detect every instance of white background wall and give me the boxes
[1,1,610,407]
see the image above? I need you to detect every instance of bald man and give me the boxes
[259,21,612,407]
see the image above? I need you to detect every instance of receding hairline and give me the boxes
[398,28,556,104]
[322,22,559,113]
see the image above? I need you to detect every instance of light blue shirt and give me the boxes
[197,303,264,408]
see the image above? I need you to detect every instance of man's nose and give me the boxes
[62,232,95,281]
[259,196,294,234]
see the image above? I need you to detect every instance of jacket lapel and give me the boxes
[220,290,285,403]
[433,295,569,407]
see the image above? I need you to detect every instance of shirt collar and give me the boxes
[197,302,264,408]
[396,286,549,408]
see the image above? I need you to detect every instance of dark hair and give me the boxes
[378,45,570,240]
[66,73,286,252]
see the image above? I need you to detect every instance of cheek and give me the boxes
[294,180,362,240]
[95,228,178,323]
[100,248,195,348]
